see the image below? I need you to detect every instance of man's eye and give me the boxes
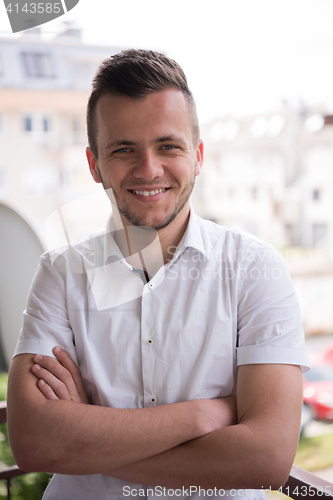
[114,148,131,153]
[161,145,177,150]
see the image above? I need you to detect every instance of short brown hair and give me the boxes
[87,49,200,158]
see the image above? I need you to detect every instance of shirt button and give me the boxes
[147,338,154,345]
[148,282,155,289]
[149,396,157,405]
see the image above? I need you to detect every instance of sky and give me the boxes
[1,0,333,123]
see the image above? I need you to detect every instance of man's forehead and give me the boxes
[96,88,190,117]
[95,89,193,145]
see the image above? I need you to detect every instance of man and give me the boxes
[7,49,309,500]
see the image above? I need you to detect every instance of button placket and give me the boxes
[141,288,158,407]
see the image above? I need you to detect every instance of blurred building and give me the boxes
[196,107,333,335]
[2,28,332,253]
[198,105,333,250]
[0,30,333,336]
[0,26,122,236]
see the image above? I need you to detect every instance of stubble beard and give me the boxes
[97,164,197,231]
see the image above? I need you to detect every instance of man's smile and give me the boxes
[128,187,171,201]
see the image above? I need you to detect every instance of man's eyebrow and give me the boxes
[155,135,185,143]
[103,135,187,152]
[104,140,138,152]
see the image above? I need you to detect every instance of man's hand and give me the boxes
[31,347,89,405]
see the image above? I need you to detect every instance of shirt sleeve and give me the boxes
[13,252,78,364]
[236,240,310,373]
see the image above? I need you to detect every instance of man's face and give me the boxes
[86,89,203,231]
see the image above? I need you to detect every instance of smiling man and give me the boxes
[7,49,310,500]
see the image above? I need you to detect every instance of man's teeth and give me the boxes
[133,188,167,196]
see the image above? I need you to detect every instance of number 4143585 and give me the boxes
[6,3,61,14]
[278,485,333,496]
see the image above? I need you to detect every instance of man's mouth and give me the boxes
[129,188,169,197]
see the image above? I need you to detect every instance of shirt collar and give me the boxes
[172,205,207,260]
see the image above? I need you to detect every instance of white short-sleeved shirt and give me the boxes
[14,209,310,500]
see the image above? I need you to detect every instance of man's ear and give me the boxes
[86,147,102,184]
[195,141,204,176]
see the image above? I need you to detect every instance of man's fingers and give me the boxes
[32,354,81,402]
[32,363,72,400]
[52,347,89,404]
[32,350,89,405]
[37,379,59,400]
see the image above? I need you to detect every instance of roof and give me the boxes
[0,31,122,91]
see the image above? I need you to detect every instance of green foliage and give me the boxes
[295,432,333,472]
[0,373,8,400]
[0,473,52,500]
[0,373,52,499]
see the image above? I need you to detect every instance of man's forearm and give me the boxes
[9,354,301,489]
[107,421,291,491]
[10,397,208,474]
[8,354,235,475]
[107,364,303,491]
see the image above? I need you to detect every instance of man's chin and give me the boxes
[119,210,178,231]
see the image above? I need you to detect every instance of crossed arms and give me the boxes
[7,348,303,490]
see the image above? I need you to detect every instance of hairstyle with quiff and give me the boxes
[87,49,200,158]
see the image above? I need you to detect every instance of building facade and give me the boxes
[199,106,333,250]
[0,27,122,239]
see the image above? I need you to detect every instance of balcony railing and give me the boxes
[0,401,25,500]
[283,465,333,500]
[1,400,333,500]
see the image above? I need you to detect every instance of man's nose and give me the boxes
[133,150,164,180]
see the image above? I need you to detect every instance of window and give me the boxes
[42,116,50,132]
[313,189,320,201]
[22,113,53,137]
[21,52,54,78]
[23,115,32,132]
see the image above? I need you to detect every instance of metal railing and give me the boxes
[0,401,25,500]
[1,400,333,500]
